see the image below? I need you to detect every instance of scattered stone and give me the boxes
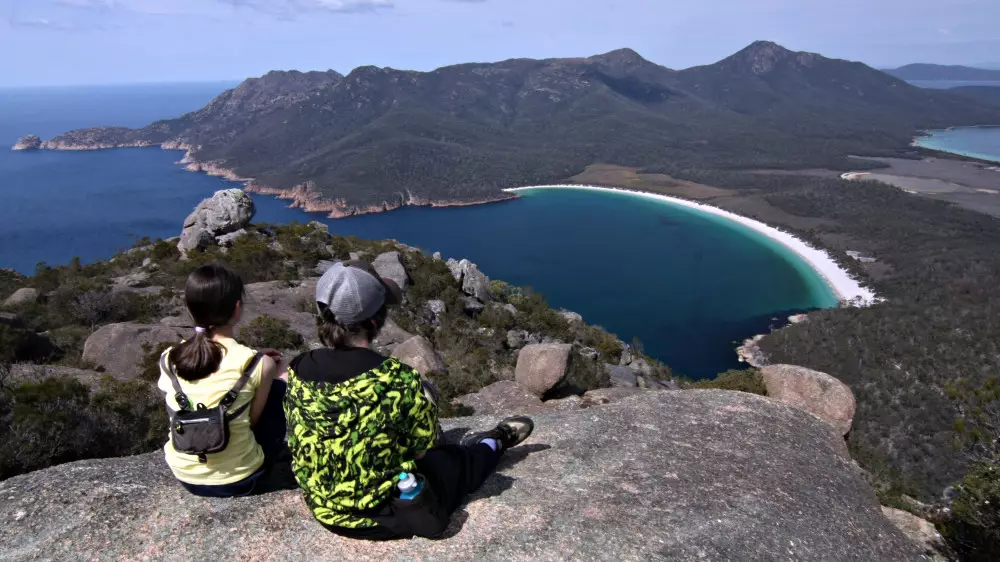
[630,357,654,376]
[424,300,446,325]
[446,258,465,281]
[545,395,584,412]
[141,257,153,269]
[559,309,583,324]
[81,323,183,380]
[391,336,447,376]
[216,229,249,248]
[880,507,947,560]
[761,364,856,436]
[606,364,638,388]
[455,381,546,416]
[618,343,635,366]
[432,251,442,261]
[503,303,517,315]
[515,343,572,397]
[476,327,495,338]
[371,317,414,354]
[0,391,922,560]
[349,252,361,261]
[788,314,809,324]
[372,251,410,290]
[111,271,151,290]
[463,297,485,315]
[847,250,877,263]
[12,135,41,151]
[506,329,528,350]
[3,288,39,309]
[461,264,490,302]
[178,189,255,256]
[315,260,336,275]
[577,346,599,361]
[446,258,491,301]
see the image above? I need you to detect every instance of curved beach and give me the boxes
[504,185,877,306]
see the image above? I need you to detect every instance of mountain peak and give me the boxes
[718,41,817,74]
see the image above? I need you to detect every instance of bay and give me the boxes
[0,83,835,378]
[913,126,1000,163]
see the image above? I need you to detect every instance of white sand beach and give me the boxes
[504,185,878,306]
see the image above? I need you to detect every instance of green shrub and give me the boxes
[0,268,25,302]
[239,315,304,350]
[0,375,166,480]
[581,326,624,363]
[695,369,767,395]
[0,324,56,363]
[941,456,1000,560]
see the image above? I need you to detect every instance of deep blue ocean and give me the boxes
[1,82,845,378]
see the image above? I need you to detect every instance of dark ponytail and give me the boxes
[169,264,245,381]
[318,306,388,349]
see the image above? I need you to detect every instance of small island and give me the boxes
[11,135,41,151]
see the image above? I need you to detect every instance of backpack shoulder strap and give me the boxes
[219,352,265,412]
[159,351,193,411]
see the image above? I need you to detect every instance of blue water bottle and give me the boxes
[397,472,423,500]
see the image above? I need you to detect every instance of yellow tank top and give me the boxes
[158,337,266,485]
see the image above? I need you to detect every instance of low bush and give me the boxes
[239,315,304,350]
[941,456,1000,560]
[694,369,767,395]
[0,375,166,480]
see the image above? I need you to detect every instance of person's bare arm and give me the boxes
[249,355,278,427]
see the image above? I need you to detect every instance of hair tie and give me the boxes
[194,326,207,334]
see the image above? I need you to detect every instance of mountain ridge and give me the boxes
[29,41,1000,217]
[885,63,1000,81]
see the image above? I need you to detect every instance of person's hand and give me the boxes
[260,348,284,360]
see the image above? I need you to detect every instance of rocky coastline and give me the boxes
[26,136,518,218]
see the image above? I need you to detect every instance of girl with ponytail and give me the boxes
[158,263,290,498]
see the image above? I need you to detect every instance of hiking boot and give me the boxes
[460,416,534,451]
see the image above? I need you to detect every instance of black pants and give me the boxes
[325,442,501,541]
[181,380,288,498]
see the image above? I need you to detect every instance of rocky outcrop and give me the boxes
[737,333,769,367]
[0,391,921,560]
[11,135,41,151]
[2,287,39,308]
[371,317,414,354]
[425,300,446,325]
[515,343,572,397]
[391,335,447,375]
[81,322,183,379]
[10,364,107,389]
[446,258,491,302]
[177,189,256,255]
[762,364,856,436]
[455,380,547,416]
[606,363,639,388]
[372,251,410,290]
[881,507,948,560]
[239,279,319,347]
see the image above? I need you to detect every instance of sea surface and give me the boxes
[907,80,1000,89]
[914,126,1000,163]
[0,83,836,378]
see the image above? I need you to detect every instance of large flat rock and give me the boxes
[0,390,919,561]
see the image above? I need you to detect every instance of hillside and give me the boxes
[31,41,1000,216]
[885,63,1000,81]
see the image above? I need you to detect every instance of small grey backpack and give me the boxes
[160,352,264,463]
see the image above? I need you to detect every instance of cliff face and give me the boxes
[0,390,921,561]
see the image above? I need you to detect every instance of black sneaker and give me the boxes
[460,416,534,451]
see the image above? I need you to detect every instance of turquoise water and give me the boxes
[914,126,1000,163]
[0,83,836,378]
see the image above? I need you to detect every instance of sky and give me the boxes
[2,0,999,87]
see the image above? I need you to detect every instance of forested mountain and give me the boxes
[40,41,1000,215]
[885,63,1000,81]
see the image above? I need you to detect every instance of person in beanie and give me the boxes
[284,260,534,540]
